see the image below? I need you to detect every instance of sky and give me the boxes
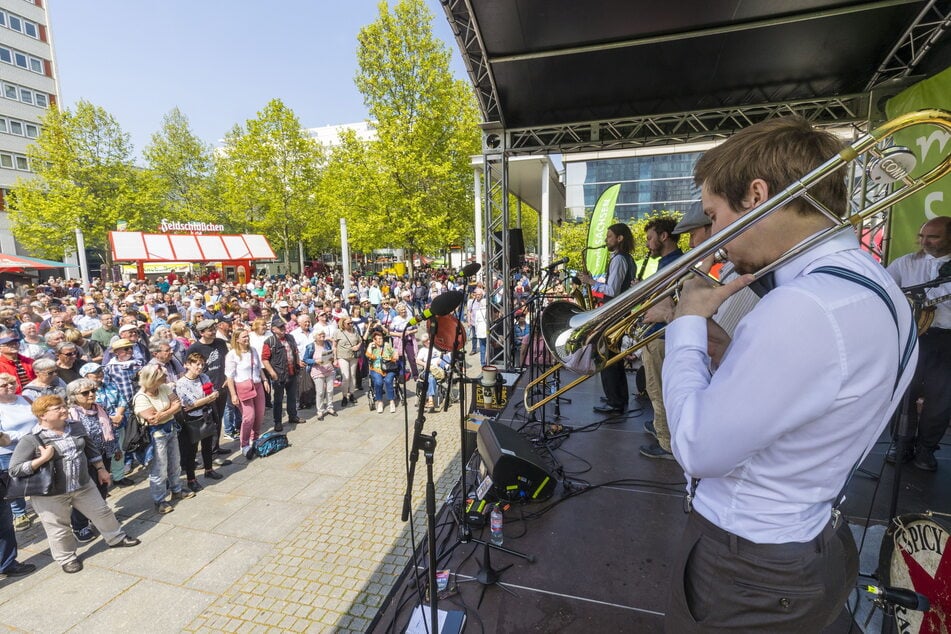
[47,0,470,161]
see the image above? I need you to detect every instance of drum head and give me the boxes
[877,513,951,632]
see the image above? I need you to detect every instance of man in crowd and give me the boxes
[886,215,951,471]
[662,117,917,632]
[262,320,301,431]
[188,319,232,466]
[0,333,34,394]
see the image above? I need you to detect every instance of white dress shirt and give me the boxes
[886,251,951,329]
[663,231,918,543]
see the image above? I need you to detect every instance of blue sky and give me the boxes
[47,0,470,160]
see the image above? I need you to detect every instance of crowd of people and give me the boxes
[0,266,490,576]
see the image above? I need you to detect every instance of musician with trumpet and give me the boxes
[662,117,918,632]
[578,223,635,415]
[885,215,951,471]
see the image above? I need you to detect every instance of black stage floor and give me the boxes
[371,368,951,634]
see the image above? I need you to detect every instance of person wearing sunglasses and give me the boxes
[21,358,67,402]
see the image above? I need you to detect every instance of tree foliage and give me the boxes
[216,99,324,267]
[8,100,152,263]
[143,107,219,223]
[331,0,479,270]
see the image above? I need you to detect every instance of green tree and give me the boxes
[217,99,324,271]
[143,107,219,223]
[346,0,480,274]
[8,100,150,268]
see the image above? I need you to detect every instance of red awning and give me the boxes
[109,232,276,263]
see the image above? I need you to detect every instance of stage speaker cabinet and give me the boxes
[493,228,525,265]
[476,420,556,501]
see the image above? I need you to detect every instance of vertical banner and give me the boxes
[586,184,620,275]
[884,66,951,262]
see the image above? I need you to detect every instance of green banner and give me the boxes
[586,184,620,275]
[884,66,951,262]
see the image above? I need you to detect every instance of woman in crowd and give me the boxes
[174,352,222,492]
[0,372,37,531]
[366,329,399,414]
[133,365,193,514]
[388,302,419,381]
[150,324,184,363]
[21,358,68,401]
[78,363,133,486]
[170,320,194,352]
[17,322,46,360]
[225,328,266,459]
[305,329,336,420]
[8,394,140,573]
[65,328,103,365]
[331,316,362,408]
[248,317,270,360]
[65,378,118,543]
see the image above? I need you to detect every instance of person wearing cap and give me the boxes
[274,301,296,332]
[262,319,302,430]
[188,319,233,465]
[21,358,68,401]
[103,339,143,408]
[102,323,150,365]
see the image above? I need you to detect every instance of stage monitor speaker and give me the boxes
[476,420,555,501]
[493,229,525,265]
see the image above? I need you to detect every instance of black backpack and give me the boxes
[254,431,290,457]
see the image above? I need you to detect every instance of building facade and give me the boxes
[0,0,58,254]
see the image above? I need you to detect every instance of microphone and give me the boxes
[865,585,930,611]
[408,291,465,325]
[544,257,569,271]
[460,262,481,278]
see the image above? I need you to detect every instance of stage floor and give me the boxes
[370,368,951,633]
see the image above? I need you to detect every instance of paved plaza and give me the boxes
[0,370,469,633]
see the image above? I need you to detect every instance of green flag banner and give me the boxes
[884,66,951,262]
[586,184,620,275]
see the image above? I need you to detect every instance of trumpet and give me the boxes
[524,108,951,413]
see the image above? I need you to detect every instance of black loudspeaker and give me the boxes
[493,228,525,265]
[476,420,556,501]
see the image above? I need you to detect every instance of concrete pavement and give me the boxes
[0,370,469,633]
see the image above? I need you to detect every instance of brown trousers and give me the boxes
[665,510,857,633]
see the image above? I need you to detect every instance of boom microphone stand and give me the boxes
[400,290,465,634]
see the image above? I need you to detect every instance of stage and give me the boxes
[370,367,951,633]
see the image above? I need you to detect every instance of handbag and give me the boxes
[381,359,399,373]
[182,410,216,443]
[4,436,56,499]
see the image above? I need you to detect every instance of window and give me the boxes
[9,121,23,136]
[19,88,31,104]
[3,85,15,100]
[0,48,11,64]
[13,52,26,68]
[23,22,36,38]
[25,124,37,138]
[0,119,7,133]
[8,16,20,32]
[0,13,6,27]
[28,57,40,73]
[15,156,28,171]
[0,46,48,75]
[34,93,46,107]
[0,155,12,169]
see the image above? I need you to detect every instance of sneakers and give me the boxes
[73,526,96,543]
[155,501,174,514]
[62,560,83,574]
[913,447,938,472]
[222,431,238,441]
[389,402,397,413]
[109,536,141,548]
[1,561,36,577]
[644,420,657,439]
[12,514,32,532]
[170,489,196,501]
[639,442,675,460]
[187,479,203,493]
[376,401,383,414]
[426,398,435,409]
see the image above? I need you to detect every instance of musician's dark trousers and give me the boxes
[599,361,628,411]
[665,511,856,633]
[909,327,951,453]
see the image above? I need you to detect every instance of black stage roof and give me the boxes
[441,0,951,151]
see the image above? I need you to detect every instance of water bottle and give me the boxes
[489,504,504,546]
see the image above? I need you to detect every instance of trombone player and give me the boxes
[578,223,636,415]
[662,117,918,632]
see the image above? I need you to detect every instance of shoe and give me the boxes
[115,477,136,487]
[376,401,383,414]
[639,443,675,460]
[288,418,303,425]
[73,526,96,543]
[599,396,609,402]
[1,561,36,577]
[12,514,32,532]
[886,444,914,465]
[426,398,435,409]
[593,405,625,415]
[222,431,237,441]
[242,446,256,461]
[204,470,223,480]
[155,501,174,514]
[327,409,337,417]
[213,457,232,467]
[187,479,203,493]
[317,412,325,421]
[338,399,347,409]
[273,423,284,432]
[214,448,231,456]
[110,536,140,548]
[389,402,397,413]
[349,394,357,404]
[62,560,83,574]
[170,489,196,501]
[913,448,938,472]
[644,420,657,439]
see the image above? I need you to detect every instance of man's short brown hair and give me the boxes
[694,116,847,217]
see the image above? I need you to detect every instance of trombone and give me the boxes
[524,108,951,413]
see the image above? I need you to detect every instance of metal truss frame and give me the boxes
[481,148,512,368]
[865,0,951,90]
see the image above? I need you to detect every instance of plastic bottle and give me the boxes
[489,504,504,546]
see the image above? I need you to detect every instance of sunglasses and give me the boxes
[78,389,96,396]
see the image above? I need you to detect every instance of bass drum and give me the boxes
[878,513,951,632]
